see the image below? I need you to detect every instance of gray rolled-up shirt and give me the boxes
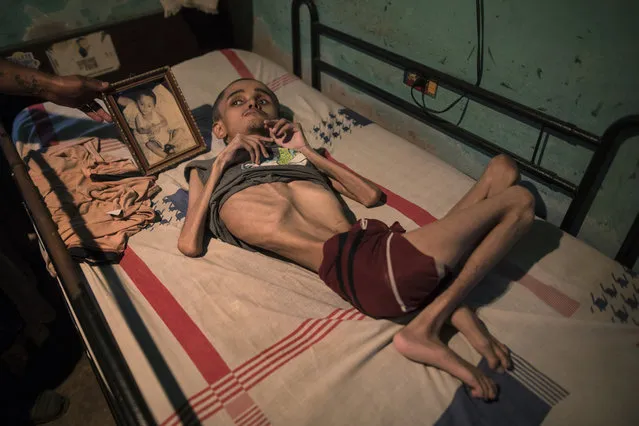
[184,146,332,251]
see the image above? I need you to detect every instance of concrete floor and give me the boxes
[0,305,116,426]
[48,354,115,426]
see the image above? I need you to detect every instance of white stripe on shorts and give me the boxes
[385,233,408,313]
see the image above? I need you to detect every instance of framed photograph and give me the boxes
[102,67,206,175]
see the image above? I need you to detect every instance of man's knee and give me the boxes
[487,154,520,186]
[507,186,535,226]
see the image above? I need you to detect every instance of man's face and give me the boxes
[216,80,278,139]
[137,95,155,116]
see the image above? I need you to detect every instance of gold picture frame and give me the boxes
[102,67,206,175]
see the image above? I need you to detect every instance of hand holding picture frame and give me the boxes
[102,67,206,175]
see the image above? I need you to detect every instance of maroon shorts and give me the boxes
[318,219,448,318]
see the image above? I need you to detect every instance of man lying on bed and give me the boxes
[178,78,535,401]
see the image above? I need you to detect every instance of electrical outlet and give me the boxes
[403,70,437,97]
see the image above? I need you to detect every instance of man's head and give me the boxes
[212,78,280,142]
[135,89,157,116]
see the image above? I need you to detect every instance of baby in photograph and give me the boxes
[133,89,174,157]
[118,89,175,158]
[119,88,191,162]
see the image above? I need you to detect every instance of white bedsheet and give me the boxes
[12,49,639,426]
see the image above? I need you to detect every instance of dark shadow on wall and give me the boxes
[183,0,254,51]
[224,0,254,51]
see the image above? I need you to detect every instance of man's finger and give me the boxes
[97,108,112,122]
[85,111,103,122]
[82,77,110,92]
[259,141,269,158]
[277,123,293,137]
[251,140,265,163]
[247,146,255,164]
[252,145,260,164]
[272,118,288,135]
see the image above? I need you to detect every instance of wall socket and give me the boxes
[404,70,438,97]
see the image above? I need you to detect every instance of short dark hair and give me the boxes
[135,89,157,105]
[212,78,279,122]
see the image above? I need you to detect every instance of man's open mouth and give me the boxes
[244,110,265,117]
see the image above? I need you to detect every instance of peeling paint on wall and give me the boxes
[253,0,639,268]
[0,0,162,48]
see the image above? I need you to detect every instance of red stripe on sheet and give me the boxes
[221,49,253,79]
[267,74,298,92]
[28,104,57,147]
[164,308,363,425]
[266,74,289,89]
[232,308,354,379]
[320,149,437,226]
[122,246,268,426]
[196,310,361,424]
[497,261,580,317]
[120,247,231,383]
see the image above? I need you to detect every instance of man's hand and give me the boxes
[264,119,309,151]
[0,59,110,122]
[216,133,272,167]
[46,75,112,122]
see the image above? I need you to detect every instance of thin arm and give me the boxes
[299,146,381,207]
[0,58,55,98]
[178,162,225,257]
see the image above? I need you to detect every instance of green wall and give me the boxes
[253,0,639,266]
[0,0,162,49]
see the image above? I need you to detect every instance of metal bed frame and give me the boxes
[292,0,639,269]
[0,2,636,425]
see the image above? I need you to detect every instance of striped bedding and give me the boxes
[11,49,638,426]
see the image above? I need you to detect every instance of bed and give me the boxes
[2,6,638,426]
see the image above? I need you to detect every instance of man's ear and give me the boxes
[212,120,227,140]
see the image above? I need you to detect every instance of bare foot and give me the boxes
[450,306,511,373]
[393,328,498,400]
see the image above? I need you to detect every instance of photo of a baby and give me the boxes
[103,67,206,175]
[114,80,196,167]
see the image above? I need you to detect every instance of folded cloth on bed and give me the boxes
[27,137,160,262]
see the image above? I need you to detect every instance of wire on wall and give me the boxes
[410,0,484,123]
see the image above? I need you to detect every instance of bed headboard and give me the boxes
[292,0,639,269]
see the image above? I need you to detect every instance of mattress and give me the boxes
[12,49,639,426]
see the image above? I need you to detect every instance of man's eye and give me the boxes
[231,99,244,106]
[258,98,269,105]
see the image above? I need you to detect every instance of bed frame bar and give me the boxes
[292,0,639,269]
[0,135,155,425]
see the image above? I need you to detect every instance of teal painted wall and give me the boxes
[253,0,639,266]
[0,0,162,49]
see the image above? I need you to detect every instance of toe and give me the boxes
[467,375,485,399]
[480,376,493,401]
[494,347,510,373]
[483,346,500,370]
[470,386,482,399]
[496,342,512,370]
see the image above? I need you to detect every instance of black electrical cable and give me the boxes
[410,0,484,116]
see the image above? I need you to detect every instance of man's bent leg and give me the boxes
[448,154,520,215]
[394,186,534,399]
[447,154,519,372]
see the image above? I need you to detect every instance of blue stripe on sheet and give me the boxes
[435,355,568,426]
[191,104,213,150]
